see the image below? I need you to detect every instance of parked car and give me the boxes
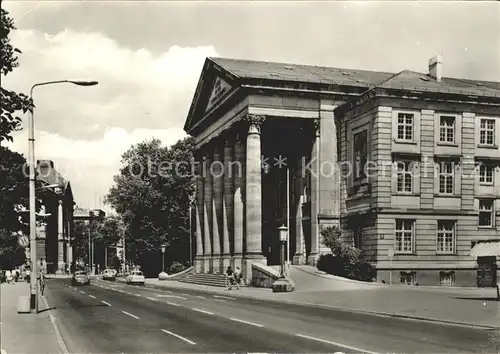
[126,270,145,285]
[72,271,90,286]
[103,269,116,281]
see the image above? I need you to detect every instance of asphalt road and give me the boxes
[44,278,498,353]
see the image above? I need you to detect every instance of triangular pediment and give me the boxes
[205,76,232,113]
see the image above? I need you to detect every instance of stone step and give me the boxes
[178,273,245,288]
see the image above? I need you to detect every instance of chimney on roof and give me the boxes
[428,54,443,82]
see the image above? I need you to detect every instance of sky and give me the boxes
[3,0,499,213]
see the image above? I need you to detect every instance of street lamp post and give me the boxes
[272,225,294,293]
[188,195,195,266]
[161,245,166,272]
[29,80,97,313]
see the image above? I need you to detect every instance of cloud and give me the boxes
[3,28,218,210]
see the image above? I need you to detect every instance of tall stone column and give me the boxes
[308,119,321,266]
[244,114,267,280]
[57,200,65,274]
[212,144,223,273]
[232,133,245,272]
[194,155,205,273]
[222,138,234,270]
[293,156,306,264]
[202,150,213,272]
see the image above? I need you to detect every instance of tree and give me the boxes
[105,137,195,276]
[0,146,30,269]
[1,8,32,143]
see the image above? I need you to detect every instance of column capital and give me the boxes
[313,119,320,137]
[244,114,266,134]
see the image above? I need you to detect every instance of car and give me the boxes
[72,271,90,286]
[126,270,145,285]
[103,269,116,281]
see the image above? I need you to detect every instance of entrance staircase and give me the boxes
[178,272,247,288]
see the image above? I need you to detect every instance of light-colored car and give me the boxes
[126,270,145,285]
[103,269,116,281]
[72,271,90,286]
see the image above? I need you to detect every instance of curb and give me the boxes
[114,278,499,331]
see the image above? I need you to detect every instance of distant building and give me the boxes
[36,160,74,274]
[184,55,500,286]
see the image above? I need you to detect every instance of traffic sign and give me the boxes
[18,235,29,248]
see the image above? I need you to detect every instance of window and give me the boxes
[437,220,455,253]
[400,271,416,285]
[479,164,494,185]
[397,113,414,141]
[479,199,494,227]
[395,219,414,253]
[353,130,368,181]
[439,116,455,143]
[439,271,455,286]
[438,161,454,194]
[396,161,413,193]
[479,118,495,146]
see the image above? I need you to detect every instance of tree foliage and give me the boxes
[0,146,31,268]
[105,137,195,275]
[1,8,32,143]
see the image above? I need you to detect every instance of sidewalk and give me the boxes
[0,282,66,354]
[117,277,500,329]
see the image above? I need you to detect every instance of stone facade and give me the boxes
[184,57,500,286]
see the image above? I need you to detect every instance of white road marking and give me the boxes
[214,295,236,300]
[214,299,226,303]
[294,334,379,354]
[195,295,206,299]
[79,290,85,294]
[147,297,157,301]
[156,294,187,300]
[180,293,189,296]
[89,295,96,299]
[121,311,139,319]
[161,329,196,345]
[101,301,111,306]
[134,293,142,297]
[192,308,214,315]
[229,318,263,327]
[41,294,69,354]
[167,302,181,307]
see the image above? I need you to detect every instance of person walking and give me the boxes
[225,266,235,290]
[234,267,242,290]
[39,269,46,297]
[5,270,12,284]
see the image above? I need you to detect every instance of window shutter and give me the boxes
[391,162,397,194]
[413,161,421,194]
[454,162,461,195]
[434,162,440,195]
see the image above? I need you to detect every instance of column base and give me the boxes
[212,256,222,274]
[232,255,243,272]
[203,256,212,273]
[56,261,66,274]
[194,256,204,273]
[292,253,306,265]
[307,253,319,267]
[244,254,267,285]
[222,255,232,271]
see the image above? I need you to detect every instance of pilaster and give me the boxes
[212,143,223,273]
[244,114,267,281]
[222,137,234,270]
[308,119,321,266]
[57,200,65,274]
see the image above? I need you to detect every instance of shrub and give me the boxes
[168,261,185,274]
[317,226,376,282]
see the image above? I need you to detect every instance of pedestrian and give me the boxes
[39,269,46,296]
[225,266,235,290]
[25,268,31,283]
[234,267,242,290]
[5,270,12,284]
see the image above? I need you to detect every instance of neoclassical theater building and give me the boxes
[184,56,500,286]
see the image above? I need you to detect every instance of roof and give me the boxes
[470,241,500,258]
[210,57,394,88]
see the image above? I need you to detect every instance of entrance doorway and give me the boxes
[477,256,497,287]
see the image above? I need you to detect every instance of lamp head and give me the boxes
[278,225,288,242]
[70,80,98,86]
